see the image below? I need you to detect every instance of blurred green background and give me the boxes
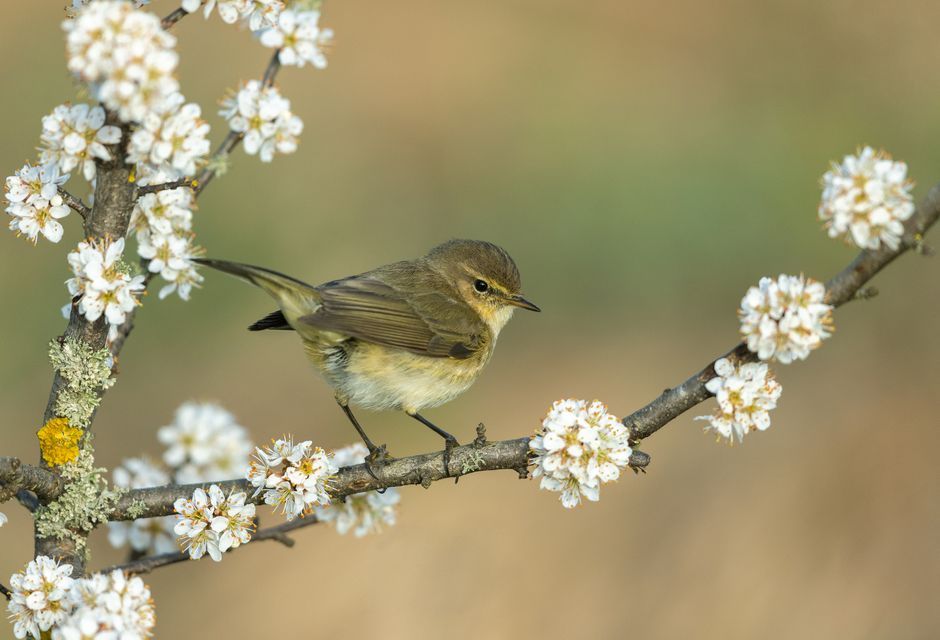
[2,1,939,638]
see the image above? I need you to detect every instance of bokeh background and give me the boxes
[2,1,939,638]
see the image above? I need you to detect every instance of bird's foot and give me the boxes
[442,436,458,480]
[364,444,392,485]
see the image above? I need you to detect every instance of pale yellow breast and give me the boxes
[302,337,490,413]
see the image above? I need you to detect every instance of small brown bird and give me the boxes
[194,239,539,474]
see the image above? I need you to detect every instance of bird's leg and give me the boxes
[407,412,459,477]
[337,401,390,481]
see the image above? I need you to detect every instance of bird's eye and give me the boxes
[474,279,489,293]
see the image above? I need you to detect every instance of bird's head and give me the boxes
[425,239,540,334]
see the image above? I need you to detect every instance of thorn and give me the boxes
[473,423,487,446]
[418,470,432,489]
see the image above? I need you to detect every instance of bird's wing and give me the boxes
[298,276,486,359]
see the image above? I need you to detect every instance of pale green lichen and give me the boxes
[461,449,485,475]
[126,500,147,520]
[48,337,116,430]
[35,443,125,552]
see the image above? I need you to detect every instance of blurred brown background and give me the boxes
[2,1,939,638]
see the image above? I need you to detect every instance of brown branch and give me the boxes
[100,515,320,576]
[625,181,940,442]
[0,583,11,601]
[194,50,282,197]
[33,119,137,574]
[57,187,90,220]
[0,458,63,505]
[135,178,195,197]
[109,439,650,521]
[161,7,188,30]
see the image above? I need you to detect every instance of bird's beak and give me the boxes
[506,294,541,312]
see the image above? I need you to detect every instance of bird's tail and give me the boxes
[193,258,321,324]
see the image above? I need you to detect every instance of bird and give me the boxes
[193,239,539,476]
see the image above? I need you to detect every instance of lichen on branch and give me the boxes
[47,336,115,430]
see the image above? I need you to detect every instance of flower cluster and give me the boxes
[127,93,211,177]
[66,237,146,333]
[5,163,71,244]
[173,484,256,561]
[157,401,253,482]
[315,444,400,536]
[260,9,333,68]
[106,457,177,555]
[6,556,75,639]
[64,1,179,123]
[182,0,286,31]
[52,570,155,639]
[739,274,833,364]
[696,358,783,443]
[529,400,633,509]
[247,436,337,520]
[131,169,204,300]
[39,104,120,182]
[819,146,916,250]
[220,81,303,162]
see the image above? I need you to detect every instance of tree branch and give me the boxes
[624,181,940,442]
[101,515,320,576]
[0,458,64,505]
[110,439,650,521]
[135,178,195,197]
[161,7,188,31]
[57,187,90,220]
[34,119,137,573]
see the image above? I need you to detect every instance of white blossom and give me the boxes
[529,400,633,509]
[6,556,75,639]
[157,401,253,482]
[247,436,337,520]
[260,9,332,68]
[39,104,120,182]
[240,0,285,31]
[138,228,204,300]
[819,146,916,250]
[0,512,6,527]
[5,163,72,244]
[106,458,178,555]
[127,93,211,177]
[53,570,155,639]
[695,358,783,443]
[315,443,400,536]
[173,485,255,561]
[64,1,180,123]
[131,170,194,235]
[220,81,303,162]
[66,237,145,327]
[181,0,244,24]
[739,274,833,364]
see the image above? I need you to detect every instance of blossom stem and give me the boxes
[57,187,91,220]
[101,515,320,576]
[161,7,188,31]
[135,178,195,197]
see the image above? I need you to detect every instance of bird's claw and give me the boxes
[442,436,458,479]
[364,444,391,487]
